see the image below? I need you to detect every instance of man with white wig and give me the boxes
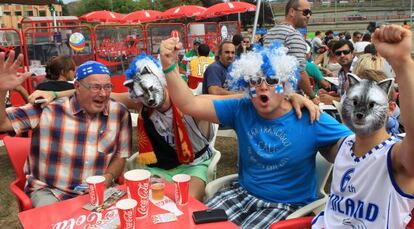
[159,38,352,228]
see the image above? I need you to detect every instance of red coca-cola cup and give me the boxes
[124,169,151,218]
[86,175,106,206]
[172,174,191,205]
[116,198,137,229]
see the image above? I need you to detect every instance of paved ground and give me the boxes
[0,136,238,228]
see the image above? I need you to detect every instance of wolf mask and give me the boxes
[340,73,394,136]
[124,53,166,108]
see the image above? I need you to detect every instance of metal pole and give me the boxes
[411,0,413,24]
[238,0,241,27]
[252,0,262,42]
[335,0,337,23]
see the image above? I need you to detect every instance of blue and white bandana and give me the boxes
[75,61,111,80]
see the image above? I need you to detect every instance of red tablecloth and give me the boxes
[18,182,239,228]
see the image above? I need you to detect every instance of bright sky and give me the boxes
[62,0,77,3]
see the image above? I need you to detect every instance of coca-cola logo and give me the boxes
[123,210,134,228]
[51,208,117,229]
[137,182,149,214]
[89,184,97,205]
[175,183,181,204]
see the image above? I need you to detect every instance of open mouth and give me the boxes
[92,99,106,107]
[260,95,269,103]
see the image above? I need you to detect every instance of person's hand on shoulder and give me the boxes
[28,90,56,107]
[289,93,320,124]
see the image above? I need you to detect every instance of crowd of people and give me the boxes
[0,0,413,228]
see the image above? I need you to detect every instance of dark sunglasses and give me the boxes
[295,8,312,16]
[334,49,352,56]
[249,77,279,87]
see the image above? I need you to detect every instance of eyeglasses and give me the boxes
[334,49,352,56]
[249,77,279,87]
[294,8,312,16]
[78,80,113,93]
[243,40,250,43]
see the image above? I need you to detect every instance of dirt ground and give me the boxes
[0,136,238,228]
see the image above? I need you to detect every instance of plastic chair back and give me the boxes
[315,152,333,198]
[3,136,32,211]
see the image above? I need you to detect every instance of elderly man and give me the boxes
[264,0,318,104]
[0,56,132,208]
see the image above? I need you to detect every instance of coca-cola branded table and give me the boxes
[18,182,239,228]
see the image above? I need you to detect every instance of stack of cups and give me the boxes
[172,174,191,205]
[86,175,106,207]
[116,199,137,229]
[124,169,151,218]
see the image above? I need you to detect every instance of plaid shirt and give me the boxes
[6,95,132,200]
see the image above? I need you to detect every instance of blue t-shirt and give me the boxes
[213,98,352,205]
[202,61,228,94]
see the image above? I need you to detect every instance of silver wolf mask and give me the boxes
[340,73,394,136]
[123,58,166,108]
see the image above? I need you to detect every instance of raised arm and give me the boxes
[373,25,414,177]
[28,89,75,104]
[0,51,30,132]
[160,38,219,123]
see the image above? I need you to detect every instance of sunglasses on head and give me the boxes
[334,49,352,56]
[295,8,312,16]
[249,77,279,87]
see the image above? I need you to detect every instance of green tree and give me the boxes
[156,0,202,11]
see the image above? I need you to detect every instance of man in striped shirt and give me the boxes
[0,56,132,207]
[264,0,318,104]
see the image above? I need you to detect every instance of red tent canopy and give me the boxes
[198,2,256,20]
[123,10,162,23]
[80,10,124,23]
[161,5,207,20]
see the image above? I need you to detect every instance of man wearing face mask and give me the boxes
[29,54,216,201]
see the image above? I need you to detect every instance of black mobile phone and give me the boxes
[192,209,228,224]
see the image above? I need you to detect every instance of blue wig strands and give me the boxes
[124,52,165,85]
[227,41,300,96]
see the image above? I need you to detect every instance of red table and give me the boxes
[18,182,239,228]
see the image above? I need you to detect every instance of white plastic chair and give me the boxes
[204,152,333,219]
[191,82,203,95]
